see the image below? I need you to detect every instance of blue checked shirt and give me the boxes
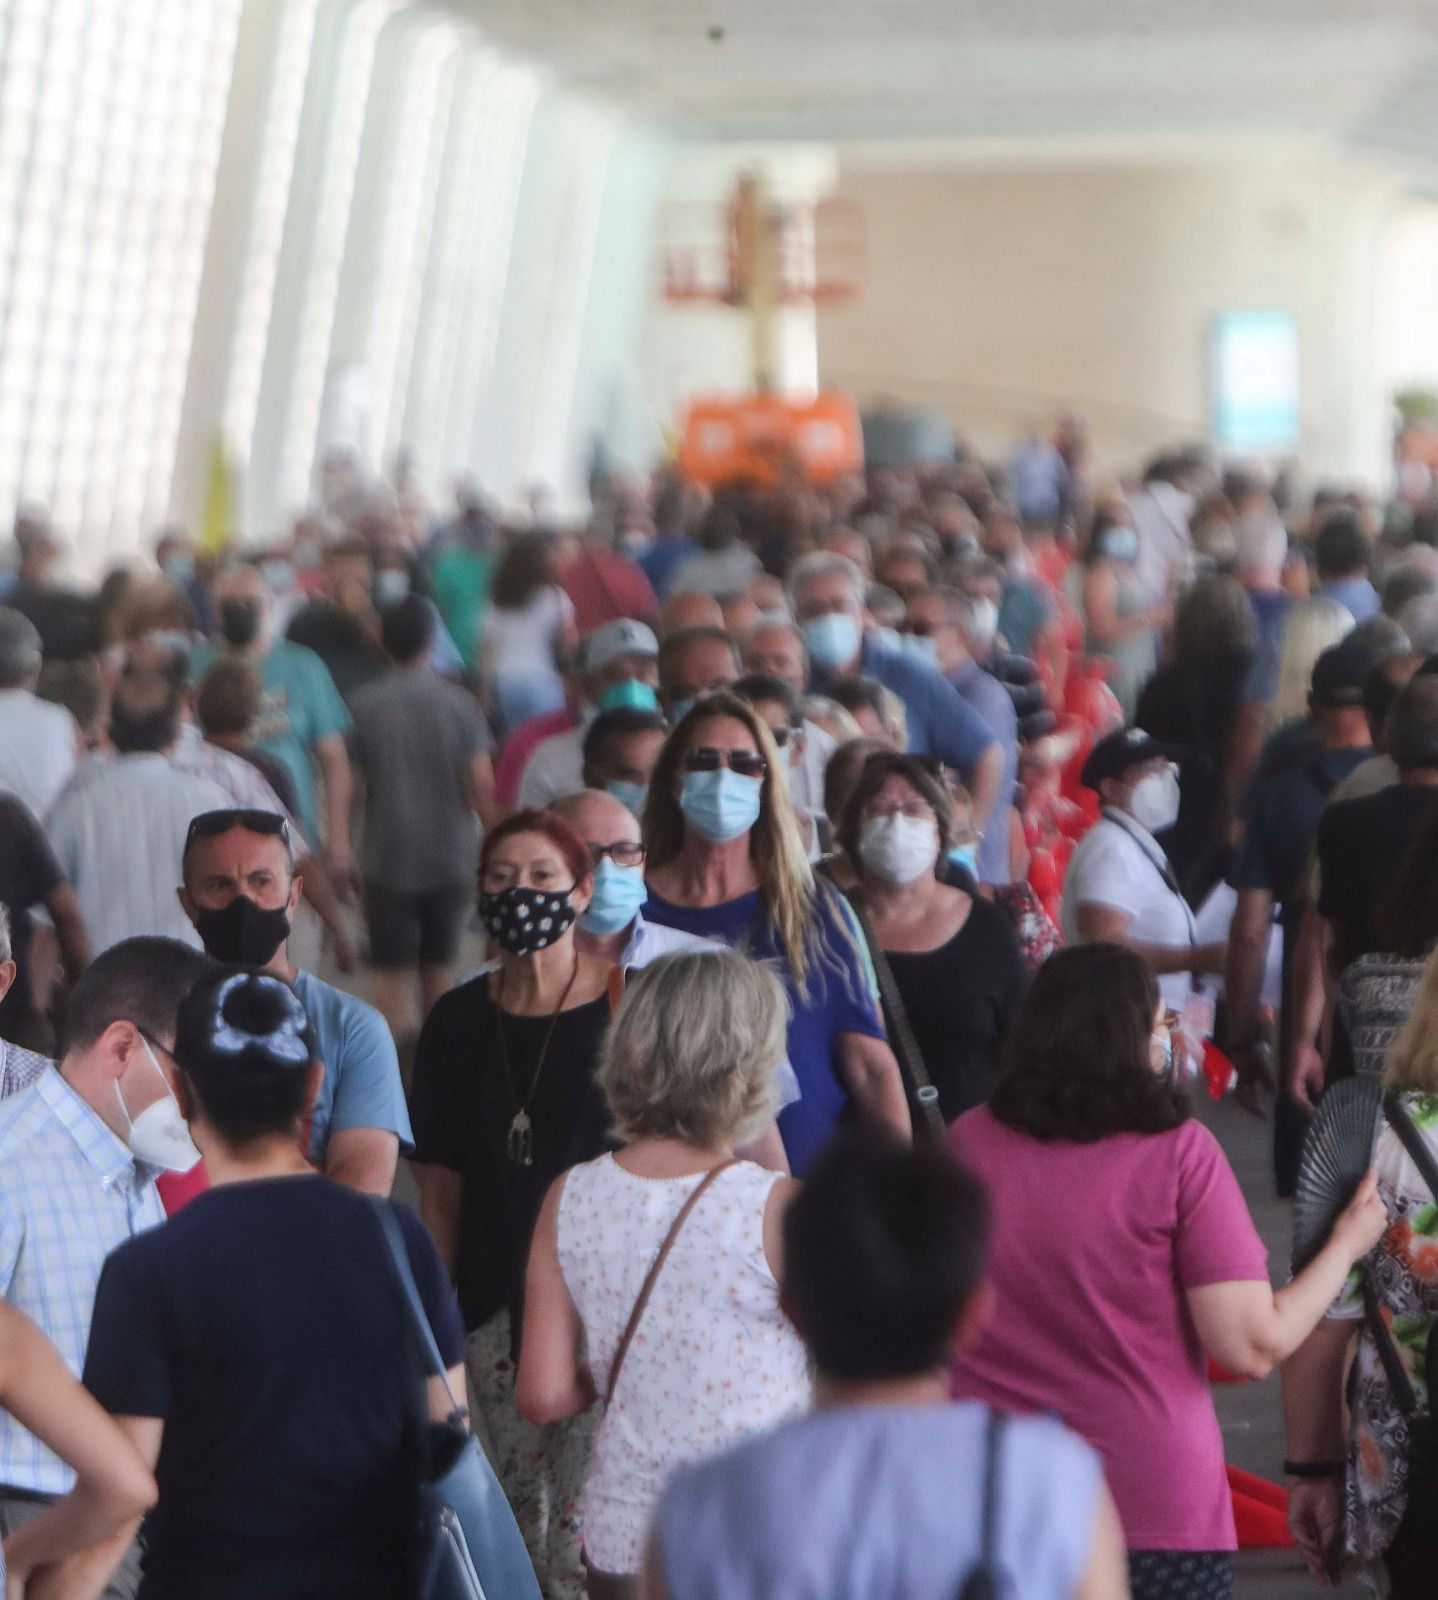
[0,1069,164,1494]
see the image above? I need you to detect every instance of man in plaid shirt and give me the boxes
[0,902,52,1100]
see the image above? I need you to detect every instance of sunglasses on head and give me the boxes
[683,746,767,779]
[186,809,291,847]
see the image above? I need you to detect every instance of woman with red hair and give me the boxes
[410,808,612,1600]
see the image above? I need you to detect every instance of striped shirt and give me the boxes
[0,1069,164,1493]
[0,1037,52,1101]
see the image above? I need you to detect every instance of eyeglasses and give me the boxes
[683,746,767,779]
[588,841,645,868]
[186,809,291,847]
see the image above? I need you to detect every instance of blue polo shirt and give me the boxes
[813,637,996,777]
[949,659,1018,885]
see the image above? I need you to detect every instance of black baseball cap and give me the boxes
[1310,637,1390,709]
[1080,727,1183,790]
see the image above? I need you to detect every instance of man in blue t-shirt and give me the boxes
[179,811,410,1196]
[789,552,1002,841]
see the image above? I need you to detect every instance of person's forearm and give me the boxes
[839,1037,913,1143]
[297,854,347,941]
[1283,1319,1354,1462]
[1122,937,1223,977]
[1224,919,1270,1046]
[320,748,353,857]
[966,742,1002,833]
[4,1509,140,1598]
[1262,1234,1368,1367]
[1287,906,1329,1061]
[324,1134,399,1198]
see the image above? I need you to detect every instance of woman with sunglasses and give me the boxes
[642,692,909,1175]
[409,809,615,1600]
[838,752,1027,1125]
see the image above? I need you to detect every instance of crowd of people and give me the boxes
[0,426,1436,1598]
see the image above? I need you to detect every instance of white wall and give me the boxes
[818,147,1404,482]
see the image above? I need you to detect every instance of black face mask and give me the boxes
[479,885,577,957]
[219,598,262,649]
[194,895,292,965]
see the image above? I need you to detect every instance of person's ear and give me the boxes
[570,874,593,916]
[97,1020,142,1081]
[0,959,15,1008]
[946,1280,995,1359]
[287,873,303,915]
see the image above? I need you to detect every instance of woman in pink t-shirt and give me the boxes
[950,942,1385,1600]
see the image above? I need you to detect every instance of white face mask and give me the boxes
[858,814,940,884]
[114,1036,202,1173]
[1129,766,1181,835]
[968,597,999,644]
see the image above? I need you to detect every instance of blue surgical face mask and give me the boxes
[679,768,763,843]
[260,559,295,593]
[161,552,195,586]
[1098,527,1139,565]
[598,677,659,715]
[581,857,648,935]
[605,778,649,818]
[947,843,978,878]
[1153,1029,1175,1085]
[903,632,939,668]
[802,611,862,670]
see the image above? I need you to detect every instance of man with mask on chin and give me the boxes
[1059,728,1226,1023]
[177,809,410,1198]
[193,563,356,891]
[0,936,216,1590]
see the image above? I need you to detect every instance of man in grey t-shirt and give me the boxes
[348,597,498,1041]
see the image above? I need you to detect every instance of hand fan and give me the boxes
[1291,1075,1383,1273]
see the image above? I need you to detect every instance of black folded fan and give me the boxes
[1292,1076,1384,1273]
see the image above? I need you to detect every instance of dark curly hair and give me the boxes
[988,944,1188,1142]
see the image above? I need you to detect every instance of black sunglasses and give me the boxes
[186,809,291,847]
[683,746,767,779]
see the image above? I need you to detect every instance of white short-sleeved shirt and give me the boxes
[0,689,77,819]
[486,586,574,677]
[1060,809,1196,1009]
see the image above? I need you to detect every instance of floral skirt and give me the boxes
[467,1310,598,1600]
[1128,1550,1231,1600]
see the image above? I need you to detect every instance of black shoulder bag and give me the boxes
[1360,1096,1438,1506]
[839,882,947,1137]
[370,1201,543,1600]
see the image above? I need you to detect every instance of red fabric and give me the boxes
[157,1161,209,1214]
[493,709,574,806]
[560,546,657,635]
[1228,1466,1294,1548]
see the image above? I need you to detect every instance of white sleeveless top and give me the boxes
[556,1155,811,1572]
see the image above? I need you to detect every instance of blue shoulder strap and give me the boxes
[369,1198,467,1421]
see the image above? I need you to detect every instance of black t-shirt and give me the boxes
[0,793,64,1024]
[1317,783,1438,967]
[83,1177,464,1600]
[408,975,615,1332]
[884,896,1028,1123]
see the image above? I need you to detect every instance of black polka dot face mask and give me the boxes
[479,885,579,957]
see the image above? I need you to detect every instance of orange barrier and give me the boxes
[678,392,863,487]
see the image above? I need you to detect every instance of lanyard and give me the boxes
[1100,808,1198,951]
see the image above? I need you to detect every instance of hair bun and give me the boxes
[212,972,311,1067]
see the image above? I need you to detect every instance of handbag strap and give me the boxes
[370,1198,468,1424]
[605,1159,738,1408]
[1358,1094,1438,1418]
[841,884,945,1137]
[956,1408,1007,1600]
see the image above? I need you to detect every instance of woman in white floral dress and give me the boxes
[516,950,811,1600]
[1284,946,1438,1597]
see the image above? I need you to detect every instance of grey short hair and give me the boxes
[0,608,42,689]
[1234,510,1289,576]
[598,949,788,1147]
[788,551,866,611]
[1398,593,1438,657]
[0,902,10,965]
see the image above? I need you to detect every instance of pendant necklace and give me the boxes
[494,949,580,1166]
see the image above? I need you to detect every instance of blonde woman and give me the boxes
[517,952,811,1600]
[1283,947,1438,1599]
[1265,595,1354,735]
[642,691,909,1172]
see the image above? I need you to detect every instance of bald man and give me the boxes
[657,591,724,638]
[742,619,837,814]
